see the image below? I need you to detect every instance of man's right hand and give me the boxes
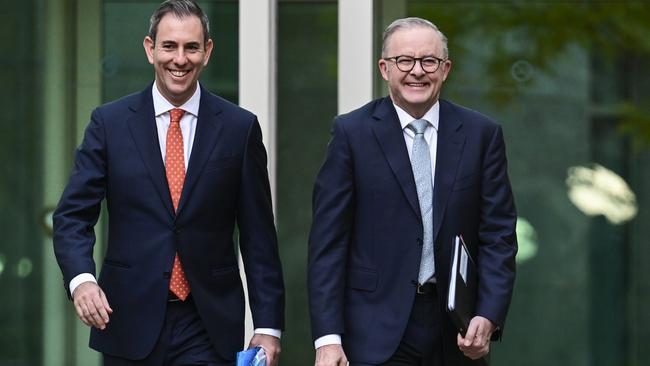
[315,344,348,366]
[72,281,113,330]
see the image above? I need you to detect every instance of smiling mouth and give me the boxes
[169,69,190,77]
[406,82,428,87]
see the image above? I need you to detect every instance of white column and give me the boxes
[338,0,374,114]
[238,0,277,346]
[239,0,277,194]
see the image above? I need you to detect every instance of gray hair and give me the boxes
[148,0,210,45]
[381,17,448,59]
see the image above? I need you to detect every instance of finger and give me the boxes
[457,333,465,348]
[264,347,277,366]
[83,292,106,329]
[99,289,113,314]
[87,301,106,329]
[467,344,489,360]
[464,321,478,347]
[266,353,275,366]
[76,298,93,326]
[92,294,110,326]
[472,322,485,347]
[74,302,92,327]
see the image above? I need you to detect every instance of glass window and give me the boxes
[0,0,44,365]
[276,1,337,364]
[103,0,238,103]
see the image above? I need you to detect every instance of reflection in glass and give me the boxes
[16,257,33,278]
[566,164,637,224]
[515,217,538,264]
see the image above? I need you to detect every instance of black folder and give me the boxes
[447,235,489,365]
[447,235,478,336]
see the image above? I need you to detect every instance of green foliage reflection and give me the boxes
[411,2,650,148]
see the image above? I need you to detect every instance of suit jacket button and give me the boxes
[163,271,171,279]
[174,228,181,235]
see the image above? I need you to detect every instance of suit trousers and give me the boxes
[103,296,231,366]
[351,288,444,366]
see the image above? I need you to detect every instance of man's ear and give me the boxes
[440,59,452,82]
[378,59,389,81]
[202,39,214,66]
[143,36,155,64]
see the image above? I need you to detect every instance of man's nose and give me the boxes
[173,49,188,65]
[410,60,426,75]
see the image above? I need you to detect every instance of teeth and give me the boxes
[408,83,425,87]
[170,70,189,77]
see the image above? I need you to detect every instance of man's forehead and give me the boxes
[154,13,206,42]
[386,27,442,52]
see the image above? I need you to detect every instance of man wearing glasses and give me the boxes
[308,17,517,365]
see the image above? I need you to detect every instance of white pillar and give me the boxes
[338,0,374,114]
[239,0,277,194]
[238,0,277,346]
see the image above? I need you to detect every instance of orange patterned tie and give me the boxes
[166,108,190,300]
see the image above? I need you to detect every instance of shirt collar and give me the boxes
[393,101,440,132]
[152,81,201,117]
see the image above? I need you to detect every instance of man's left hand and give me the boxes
[457,315,495,360]
[249,333,281,366]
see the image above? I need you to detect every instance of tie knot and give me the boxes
[169,108,185,124]
[409,119,428,135]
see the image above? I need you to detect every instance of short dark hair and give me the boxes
[148,0,210,45]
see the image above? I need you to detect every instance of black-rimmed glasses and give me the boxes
[383,55,447,73]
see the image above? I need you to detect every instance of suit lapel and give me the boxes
[371,97,421,218]
[433,100,466,242]
[175,89,224,217]
[126,86,175,218]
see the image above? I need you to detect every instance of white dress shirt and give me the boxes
[314,101,440,349]
[69,81,280,339]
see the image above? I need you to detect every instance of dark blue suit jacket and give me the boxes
[308,97,517,365]
[53,84,285,361]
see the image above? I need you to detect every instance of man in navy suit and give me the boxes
[53,1,284,365]
[308,17,517,365]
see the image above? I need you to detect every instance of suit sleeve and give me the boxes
[308,119,355,341]
[52,109,107,297]
[237,118,285,330]
[475,125,517,339]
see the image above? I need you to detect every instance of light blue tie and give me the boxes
[408,119,434,284]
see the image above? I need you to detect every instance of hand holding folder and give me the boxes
[236,346,266,366]
[447,235,478,336]
[447,235,489,365]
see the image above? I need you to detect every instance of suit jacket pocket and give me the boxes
[346,267,377,292]
[103,259,131,269]
[452,173,479,191]
[203,156,239,174]
[210,264,239,278]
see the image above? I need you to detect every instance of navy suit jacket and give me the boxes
[308,97,517,365]
[53,84,285,361]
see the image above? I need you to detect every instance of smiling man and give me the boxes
[308,17,517,365]
[52,1,285,365]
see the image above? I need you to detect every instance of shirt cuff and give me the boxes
[314,334,342,349]
[69,273,97,296]
[254,328,282,339]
